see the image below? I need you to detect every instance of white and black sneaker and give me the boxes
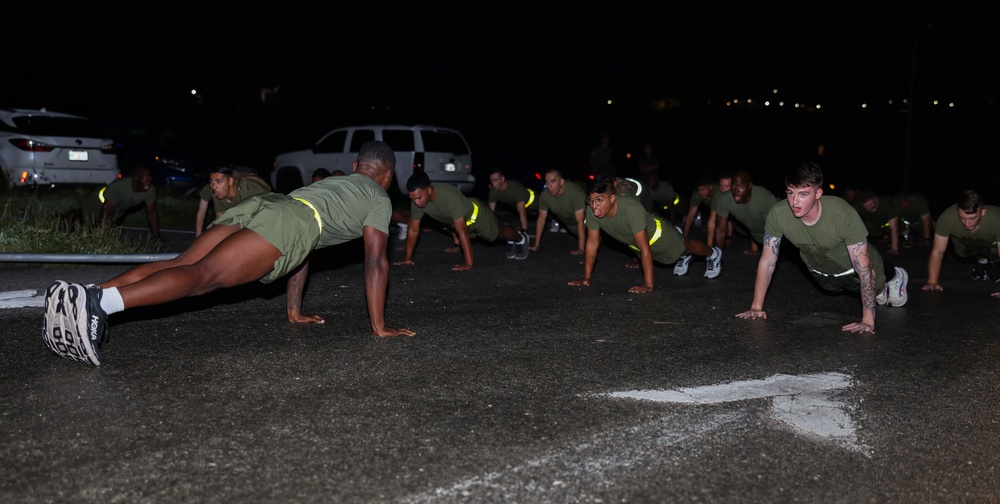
[673,255,692,276]
[514,231,529,260]
[42,281,106,366]
[704,247,723,278]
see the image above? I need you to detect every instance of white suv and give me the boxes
[271,124,474,195]
[0,108,119,187]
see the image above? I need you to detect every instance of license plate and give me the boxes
[68,150,89,161]
[444,162,456,172]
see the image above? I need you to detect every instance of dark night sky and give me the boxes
[7,3,999,202]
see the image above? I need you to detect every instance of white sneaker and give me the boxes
[396,223,409,240]
[886,267,909,307]
[704,247,723,279]
[673,255,692,276]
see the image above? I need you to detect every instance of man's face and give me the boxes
[408,187,432,208]
[209,173,234,200]
[544,173,564,196]
[697,184,714,199]
[718,178,732,193]
[785,183,822,219]
[489,173,505,190]
[958,208,986,232]
[731,176,752,204]
[132,171,153,192]
[862,197,879,213]
[587,190,615,219]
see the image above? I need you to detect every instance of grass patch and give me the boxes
[0,184,199,254]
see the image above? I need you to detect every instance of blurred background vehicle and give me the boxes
[270,124,475,197]
[0,108,119,188]
[96,120,230,191]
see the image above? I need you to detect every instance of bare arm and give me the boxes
[737,233,780,320]
[145,202,166,243]
[844,239,877,333]
[887,217,900,255]
[920,213,933,241]
[516,202,528,232]
[706,210,718,247]
[712,213,729,250]
[195,199,210,237]
[393,218,421,265]
[630,229,655,293]
[451,218,475,271]
[569,228,602,286]
[530,209,548,251]
[573,209,586,255]
[362,226,414,337]
[922,234,949,290]
[682,206,697,237]
[286,259,323,323]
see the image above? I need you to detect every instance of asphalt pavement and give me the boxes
[1,218,998,503]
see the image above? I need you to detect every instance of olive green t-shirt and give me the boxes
[488,179,536,209]
[853,195,900,237]
[895,193,932,228]
[81,177,156,223]
[539,181,586,225]
[201,177,271,214]
[714,185,779,243]
[288,172,392,248]
[934,204,1000,252]
[765,195,885,286]
[585,194,686,264]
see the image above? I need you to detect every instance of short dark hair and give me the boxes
[356,140,396,169]
[312,168,330,179]
[406,171,431,192]
[210,165,234,176]
[957,190,983,213]
[785,162,823,189]
[586,175,616,195]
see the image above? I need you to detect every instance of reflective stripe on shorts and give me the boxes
[810,267,855,278]
[294,197,322,234]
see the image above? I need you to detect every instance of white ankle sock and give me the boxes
[101,287,125,315]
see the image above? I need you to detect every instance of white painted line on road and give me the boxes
[607,372,868,455]
[402,410,746,503]
[0,289,42,308]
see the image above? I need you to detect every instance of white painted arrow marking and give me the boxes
[0,289,42,308]
[607,372,867,454]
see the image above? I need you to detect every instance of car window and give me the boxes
[315,130,347,153]
[421,130,469,154]
[348,130,376,153]
[382,130,415,152]
[11,116,106,138]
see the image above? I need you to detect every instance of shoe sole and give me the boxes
[43,281,101,366]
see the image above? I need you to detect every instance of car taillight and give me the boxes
[413,152,424,174]
[8,139,54,152]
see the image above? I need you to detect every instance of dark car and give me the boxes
[97,120,229,190]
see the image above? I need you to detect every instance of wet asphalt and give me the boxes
[1,217,998,503]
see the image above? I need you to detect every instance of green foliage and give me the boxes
[0,186,178,254]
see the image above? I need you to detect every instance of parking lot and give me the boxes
[1,219,999,502]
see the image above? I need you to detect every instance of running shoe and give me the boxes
[886,267,909,307]
[42,281,103,366]
[514,231,530,260]
[704,247,723,279]
[673,255,692,276]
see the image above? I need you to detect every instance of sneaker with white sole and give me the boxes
[875,284,889,305]
[886,267,909,307]
[514,231,529,260]
[43,281,103,366]
[673,254,692,276]
[704,246,723,278]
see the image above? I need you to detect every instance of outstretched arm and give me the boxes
[363,226,414,337]
[286,259,323,323]
[844,239,877,333]
[922,234,949,290]
[195,199,210,237]
[531,209,548,251]
[573,209,586,255]
[145,202,166,244]
[394,218,422,265]
[630,229,655,293]
[451,218,475,270]
[737,233,780,320]
[569,228,602,286]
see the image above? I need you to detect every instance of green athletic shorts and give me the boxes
[211,193,321,284]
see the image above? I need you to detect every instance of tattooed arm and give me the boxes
[844,238,877,333]
[736,232,781,320]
